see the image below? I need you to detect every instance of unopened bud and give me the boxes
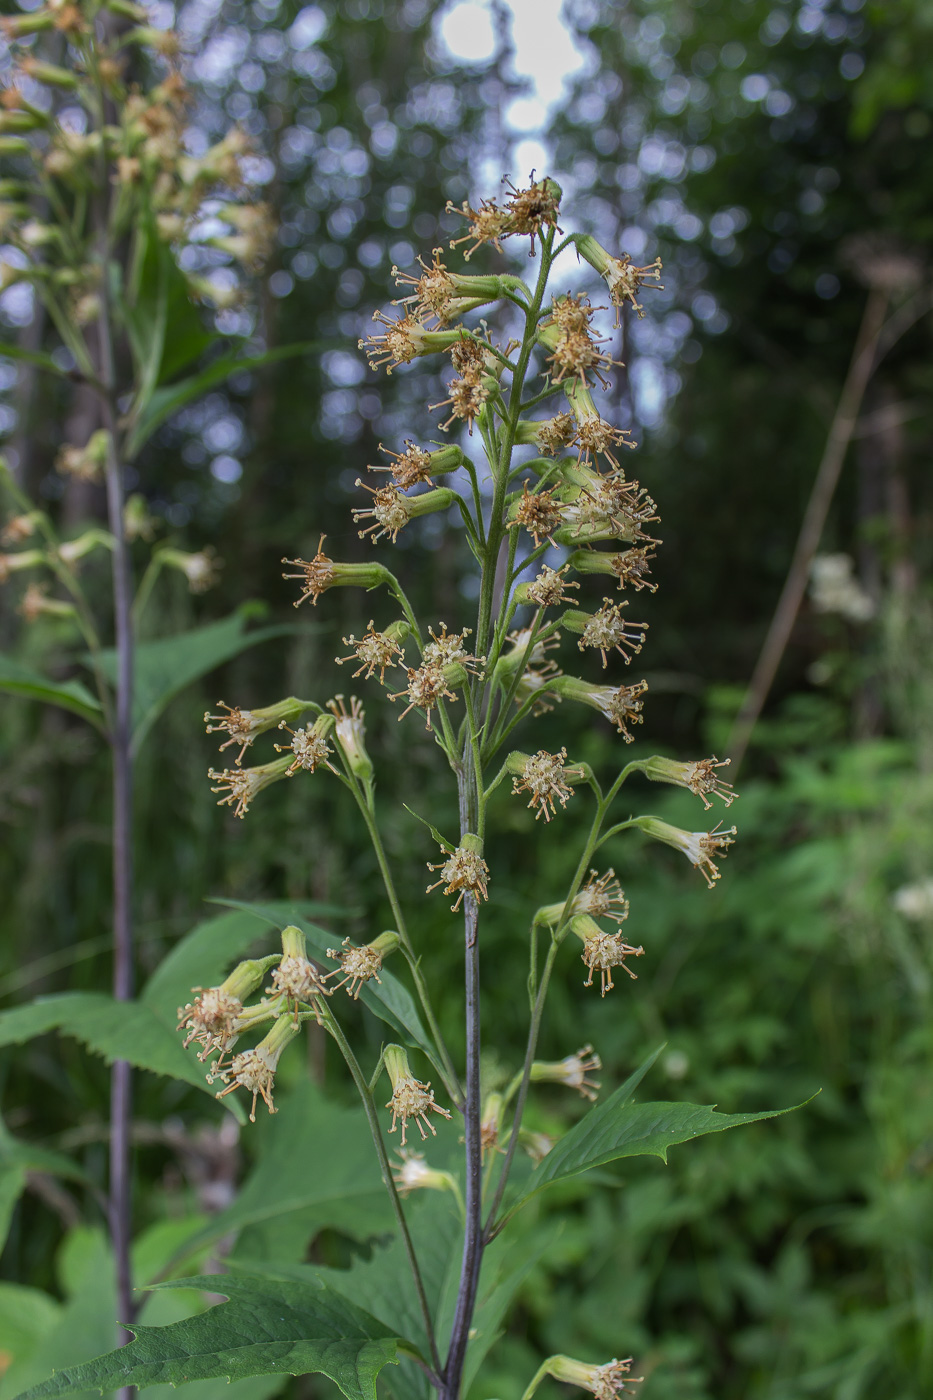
[327,694,373,781]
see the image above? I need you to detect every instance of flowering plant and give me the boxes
[14,173,795,1400]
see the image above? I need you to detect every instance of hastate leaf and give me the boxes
[11,1273,405,1400]
[517,1095,808,1207]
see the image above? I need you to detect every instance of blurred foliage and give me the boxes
[1,1,932,1398]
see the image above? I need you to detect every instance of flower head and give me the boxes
[204,703,261,764]
[268,953,330,1020]
[516,412,575,456]
[531,1044,602,1101]
[572,869,630,925]
[555,676,649,740]
[502,174,563,255]
[643,755,736,809]
[577,598,649,668]
[427,834,490,912]
[510,748,577,822]
[163,546,222,593]
[274,717,337,775]
[353,480,412,543]
[422,621,480,670]
[359,309,460,372]
[389,661,459,729]
[384,1046,451,1147]
[480,1091,504,1156]
[0,512,39,546]
[282,535,387,606]
[611,546,658,592]
[577,232,664,325]
[543,1352,642,1399]
[327,694,373,781]
[640,817,737,888]
[281,534,333,605]
[508,481,565,549]
[338,620,405,683]
[392,248,500,324]
[214,1016,300,1122]
[324,931,398,998]
[519,564,580,609]
[177,986,243,1057]
[430,374,491,433]
[565,381,637,471]
[208,755,292,819]
[573,916,645,996]
[177,958,273,1062]
[371,441,434,489]
[205,697,312,765]
[446,193,510,259]
[391,1149,459,1198]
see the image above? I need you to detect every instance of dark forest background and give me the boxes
[1,2,932,1397]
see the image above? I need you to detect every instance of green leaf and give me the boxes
[0,1227,284,1400]
[91,606,310,751]
[0,993,230,1108]
[401,804,458,854]
[0,1230,115,1400]
[0,656,103,728]
[0,1165,26,1255]
[0,1283,62,1370]
[126,343,332,456]
[0,343,69,376]
[11,1273,405,1400]
[213,899,436,1067]
[517,1090,808,1207]
[253,1191,460,1400]
[0,1116,91,1186]
[166,1083,392,1270]
[123,222,170,417]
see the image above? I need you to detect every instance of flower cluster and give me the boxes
[0,11,272,316]
[178,175,746,1399]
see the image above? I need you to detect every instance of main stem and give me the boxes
[441,762,482,1399]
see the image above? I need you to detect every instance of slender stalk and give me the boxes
[320,1005,442,1381]
[354,794,461,1099]
[483,796,609,1237]
[440,762,483,1400]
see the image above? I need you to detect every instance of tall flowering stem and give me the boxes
[192,177,740,1400]
[0,2,275,1372]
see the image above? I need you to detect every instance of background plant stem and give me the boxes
[95,207,136,1376]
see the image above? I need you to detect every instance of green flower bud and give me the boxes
[327,695,373,782]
